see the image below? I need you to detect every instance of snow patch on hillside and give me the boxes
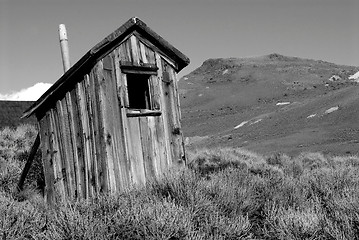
[306,106,339,119]
[349,71,359,80]
[234,121,248,129]
[250,119,262,125]
[234,118,262,129]
[325,106,339,114]
[276,102,290,106]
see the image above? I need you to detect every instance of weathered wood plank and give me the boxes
[54,100,70,198]
[114,49,131,189]
[65,92,82,199]
[70,87,87,199]
[108,51,132,191]
[98,57,117,194]
[119,68,129,108]
[147,116,160,177]
[103,53,125,192]
[124,38,133,64]
[118,39,130,63]
[49,109,66,199]
[138,41,148,64]
[120,64,158,75]
[139,117,156,180]
[154,52,171,174]
[84,74,98,196]
[76,80,92,198]
[58,98,76,199]
[48,113,58,193]
[126,109,161,117]
[143,41,156,65]
[130,35,140,65]
[161,60,181,168]
[90,65,107,193]
[149,75,161,111]
[127,117,146,186]
[134,32,177,70]
[39,113,54,204]
[168,66,186,166]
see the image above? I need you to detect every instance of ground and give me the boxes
[180,54,359,156]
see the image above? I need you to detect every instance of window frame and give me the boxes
[120,62,162,117]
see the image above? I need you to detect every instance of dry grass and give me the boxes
[0,124,43,196]
[1,126,359,239]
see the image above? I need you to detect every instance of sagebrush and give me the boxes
[1,126,359,239]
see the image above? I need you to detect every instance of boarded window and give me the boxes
[127,74,151,109]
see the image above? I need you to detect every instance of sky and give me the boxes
[1,0,359,100]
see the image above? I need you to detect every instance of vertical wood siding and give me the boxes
[161,60,186,167]
[39,34,186,202]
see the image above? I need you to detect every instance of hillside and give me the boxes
[0,101,36,128]
[179,54,359,156]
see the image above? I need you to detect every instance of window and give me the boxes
[120,62,162,117]
[127,74,151,110]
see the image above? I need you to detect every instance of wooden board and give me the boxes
[154,52,171,173]
[139,117,156,180]
[85,71,100,195]
[76,79,93,198]
[39,114,54,203]
[161,60,182,167]
[98,54,126,194]
[168,66,186,166]
[54,100,71,197]
[114,48,131,189]
[58,98,77,199]
[91,63,107,193]
[126,117,146,185]
[67,90,85,199]
[48,109,66,199]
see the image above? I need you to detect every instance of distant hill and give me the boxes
[179,54,359,156]
[0,101,36,128]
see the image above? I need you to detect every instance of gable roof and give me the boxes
[22,17,190,119]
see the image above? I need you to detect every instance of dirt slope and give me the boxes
[179,54,359,156]
[0,101,36,128]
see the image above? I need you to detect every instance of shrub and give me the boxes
[1,140,359,239]
[263,202,322,239]
[0,124,37,162]
[295,152,332,170]
[0,193,47,239]
[0,124,43,196]
[187,147,264,175]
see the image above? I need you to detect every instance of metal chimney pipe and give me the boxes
[59,24,71,73]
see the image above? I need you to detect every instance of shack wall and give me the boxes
[38,33,185,202]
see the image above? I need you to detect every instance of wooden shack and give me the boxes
[22,17,190,202]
